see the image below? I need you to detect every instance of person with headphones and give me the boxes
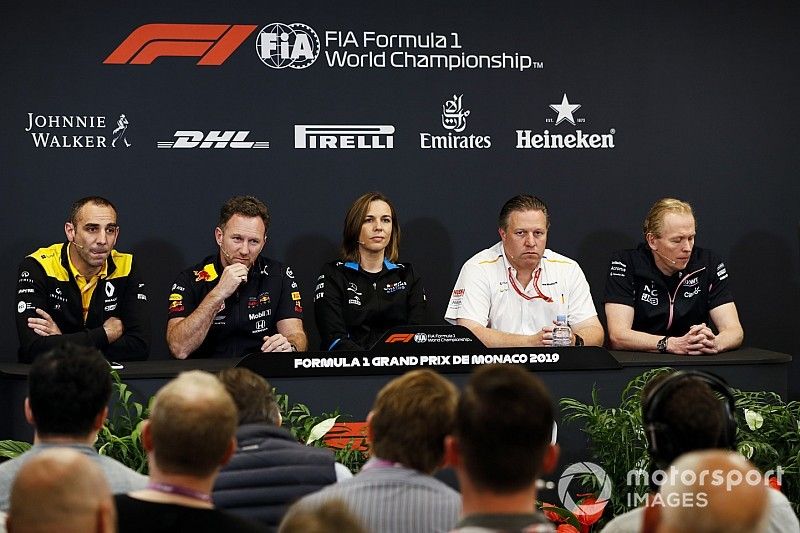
[602,370,798,533]
[15,196,150,362]
[314,192,427,350]
[604,198,744,355]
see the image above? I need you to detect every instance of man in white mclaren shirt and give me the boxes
[445,194,604,348]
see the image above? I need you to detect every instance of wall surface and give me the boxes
[2,2,798,394]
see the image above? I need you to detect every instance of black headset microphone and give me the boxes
[653,249,677,265]
[69,237,89,251]
[219,244,235,263]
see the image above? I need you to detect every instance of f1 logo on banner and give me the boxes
[104,24,257,65]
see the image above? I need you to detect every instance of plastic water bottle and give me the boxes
[552,315,572,347]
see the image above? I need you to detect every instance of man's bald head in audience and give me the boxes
[6,448,116,533]
[657,450,768,533]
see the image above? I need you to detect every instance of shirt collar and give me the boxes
[67,243,108,280]
[496,240,547,278]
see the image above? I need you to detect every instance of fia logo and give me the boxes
[256,23,320,69]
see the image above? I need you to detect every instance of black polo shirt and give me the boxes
[603,243,734,337]
[167,253,302,358]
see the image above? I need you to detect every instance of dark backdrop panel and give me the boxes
[2,2,799,395]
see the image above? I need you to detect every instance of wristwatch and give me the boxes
[657,336,669,354]
[574,334,584,347]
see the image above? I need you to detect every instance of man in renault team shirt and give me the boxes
[15,196,149,362]
[166,196,307,359]
[445,195,604,348]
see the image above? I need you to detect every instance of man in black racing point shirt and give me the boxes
[166,196,307,359]
[604,198,743,355]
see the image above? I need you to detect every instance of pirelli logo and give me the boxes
[385,333,414,344]
[294,125,395,149]
[104,24,257,65]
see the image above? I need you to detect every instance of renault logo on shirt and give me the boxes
[105,283,115,297]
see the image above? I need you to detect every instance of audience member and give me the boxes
[656,450,768,533]
[289,369,460,533]
[601,371,798,533]
[214,368,344,529]
[446,364,557,532]
[6,447,116,533]
[0,343,147,511]
[278,499,367,533]
[114,371,267,532]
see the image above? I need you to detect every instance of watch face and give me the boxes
[658,338,667,352]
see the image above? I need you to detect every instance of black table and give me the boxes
[1,346,790,471]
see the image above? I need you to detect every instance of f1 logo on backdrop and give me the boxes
[104,24,257,65]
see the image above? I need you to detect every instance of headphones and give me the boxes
[642,370,737,466]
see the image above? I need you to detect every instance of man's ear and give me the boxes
[141,420,154,453]
[24,397,35,426]
[220,436,237,466]
[214,227,223,246]
[366,411,375,444]
[541,443,560,475]
[92,406,109,432]
[443,435,461,468]
[64,221,75,242]
[645,232,658,251]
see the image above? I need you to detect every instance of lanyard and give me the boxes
[361,458,404,471]
[147,482,212,503]
[507,267,553,303]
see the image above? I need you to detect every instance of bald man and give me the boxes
[6,448,116,533]
[115,371,266,532]
[657,450,768,533]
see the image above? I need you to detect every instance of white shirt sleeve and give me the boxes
[444,261,492,326]
[334,462,353,481]
[566,262,598,325]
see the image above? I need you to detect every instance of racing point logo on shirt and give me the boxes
[641,285,658,306]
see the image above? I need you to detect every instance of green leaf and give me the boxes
[0,440,32,459]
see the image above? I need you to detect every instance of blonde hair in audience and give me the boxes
[279,500,367,533]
